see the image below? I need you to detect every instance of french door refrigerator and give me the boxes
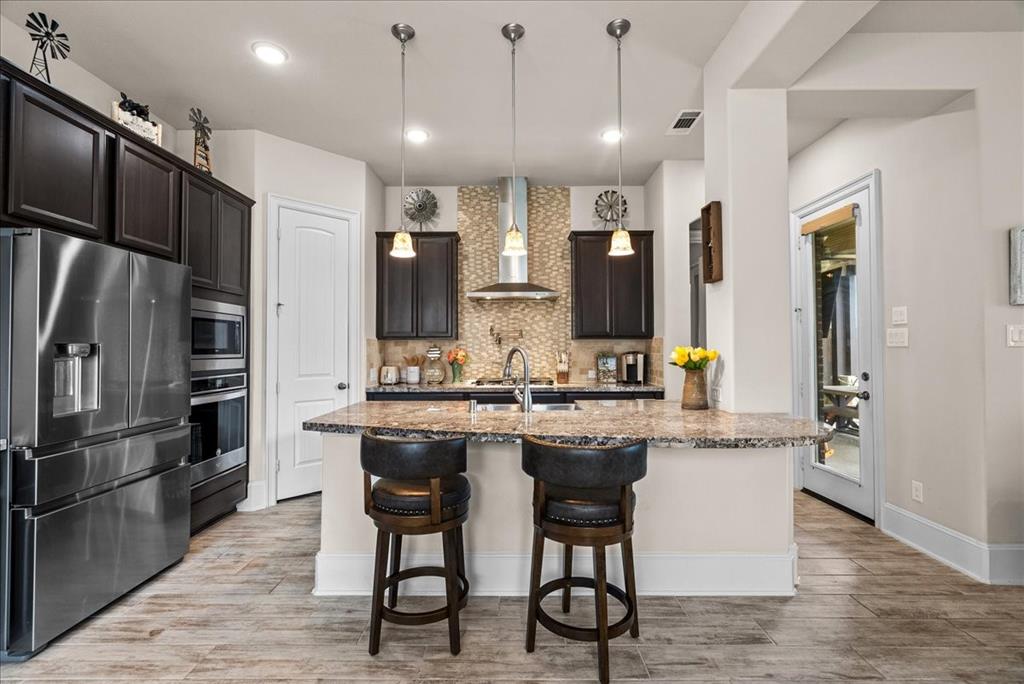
[0,228,192,659]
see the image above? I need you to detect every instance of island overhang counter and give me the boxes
[303,399,831,597]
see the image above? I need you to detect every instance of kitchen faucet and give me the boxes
[502,345,532,412]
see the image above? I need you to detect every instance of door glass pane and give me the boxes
[812,219,861,481]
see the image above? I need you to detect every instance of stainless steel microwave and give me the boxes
[191,298,246,372]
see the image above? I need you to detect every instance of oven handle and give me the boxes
[190,388,248,406]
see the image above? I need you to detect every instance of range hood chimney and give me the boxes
[466,177,560,301]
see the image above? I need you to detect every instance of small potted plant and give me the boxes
[447,347,469,384]
[670,346,719,410]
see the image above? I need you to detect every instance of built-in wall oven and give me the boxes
[189,372,247,486]
[191,298,246,373]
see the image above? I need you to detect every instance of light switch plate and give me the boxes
[912,480,924,503]
[1008,324,1024,347]
[887,328,909,347]
[891,306,908,325]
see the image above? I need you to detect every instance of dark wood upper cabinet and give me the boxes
[569,230,654,339]
[376,232,459,339]
[217,192,248,296]
[114,138,179,258]
[183,174,218,289]
[6,81,109,238]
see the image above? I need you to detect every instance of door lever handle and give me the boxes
[337,382,348,390]
[856,391,870,400]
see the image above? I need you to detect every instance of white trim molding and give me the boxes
[882,503,1024,585]
[236,480,268,512]
[314,546,798,597]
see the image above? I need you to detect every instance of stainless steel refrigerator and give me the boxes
[0,228,192,659]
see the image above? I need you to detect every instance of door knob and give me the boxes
[856,391,870,400]
[337,382,348,390]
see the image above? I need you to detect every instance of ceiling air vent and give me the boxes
[666,109,703,136]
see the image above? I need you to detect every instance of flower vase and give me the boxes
[681,368,709,410]
[451,363,463,384]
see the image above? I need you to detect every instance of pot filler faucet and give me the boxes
[503,345,533,412]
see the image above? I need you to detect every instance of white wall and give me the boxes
[383,186,458,231]
[1,14,178,153]
[569,186,645,231]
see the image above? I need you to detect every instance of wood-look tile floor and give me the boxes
[4,491,1023,682]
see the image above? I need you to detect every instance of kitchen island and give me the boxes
[303,399,830,596]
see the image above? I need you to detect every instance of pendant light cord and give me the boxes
[400,39,407,231]
[510,36,518,229]
[616,36,623,231]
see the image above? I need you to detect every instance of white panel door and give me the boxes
[276,206,350,500]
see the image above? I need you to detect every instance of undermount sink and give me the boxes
[473,402,583,412]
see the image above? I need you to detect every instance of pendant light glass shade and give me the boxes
[390,229,415,258]
[502,223,526,256]
[609,226,635,256]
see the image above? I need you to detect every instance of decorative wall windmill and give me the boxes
[189,107,212,174]
[25,12,70,84]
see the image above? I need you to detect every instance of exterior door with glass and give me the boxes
[793,174,881,521]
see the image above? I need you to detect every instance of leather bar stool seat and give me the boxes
[543,485,636,527]
[371,475,471,516]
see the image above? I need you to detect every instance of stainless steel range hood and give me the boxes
[466,177,560,301]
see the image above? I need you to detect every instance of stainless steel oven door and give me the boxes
[191,298,246,372]
[188,387,247,485]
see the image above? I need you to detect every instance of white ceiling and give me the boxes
[850,0,1024,33]
[0,1,747,185]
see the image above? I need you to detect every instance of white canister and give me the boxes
[406,365,421,384]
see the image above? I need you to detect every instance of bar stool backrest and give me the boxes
[361,429,468,480]
[521,435,647,489]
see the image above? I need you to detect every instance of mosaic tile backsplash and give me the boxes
[373,185,653,383]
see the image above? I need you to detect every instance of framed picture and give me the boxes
[596,352,617,384]
[1012,226,1023,305]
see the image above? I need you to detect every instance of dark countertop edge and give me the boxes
[301,421,830,449]
[366,384,665,393]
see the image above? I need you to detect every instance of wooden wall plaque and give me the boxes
[701,200,723,283]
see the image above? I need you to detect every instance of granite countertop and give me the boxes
[367,381,662,393]
[303,399,831,449]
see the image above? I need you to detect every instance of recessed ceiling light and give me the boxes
[601,128,622,143]
[405,128,430,144]
[251,41,288,65]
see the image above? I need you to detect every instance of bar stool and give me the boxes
[360,428,470,656]
[521,435,647,684]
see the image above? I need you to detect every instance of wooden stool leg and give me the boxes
[456,525,467,583]
[622,537,640,638]
[525,526,545,652]
[561,543,573,613]
[593,545,610,684]
[368,529,390,655]
[441,528,462,656]
[387,534,402,609]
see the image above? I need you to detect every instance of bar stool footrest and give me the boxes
[380,565,469,626]
[535,576,635,642]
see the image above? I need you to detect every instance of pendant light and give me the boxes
[501,23,527,257]
[607,19,635,257]
[390,23,416,258]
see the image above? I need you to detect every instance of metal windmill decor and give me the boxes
[403,188,438,228]
[189,107,213,174]
[25,12,70,84]
[594,189,627,228]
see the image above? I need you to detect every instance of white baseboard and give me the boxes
[314,546,797,597]
[881,503,1024,585]
[237,479,268,512]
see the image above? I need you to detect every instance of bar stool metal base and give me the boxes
[535,576,635,642]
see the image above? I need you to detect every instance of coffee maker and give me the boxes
[618,351,647,384]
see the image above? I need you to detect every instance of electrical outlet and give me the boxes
[1008,324,1024,348]
[710,387,722,402]
[912,480,924,503]
[887,328,909,347]
[587,369,597,379]
[891,306,908,325]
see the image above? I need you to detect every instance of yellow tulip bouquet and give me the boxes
[670,346,719,409]
[669,346,719,370]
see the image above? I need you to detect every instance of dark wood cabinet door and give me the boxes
[376,234,416,338]
[7,81,108,237]
[570,234,613,337]
[415,234,457,338]
[217,193,249,296]
[183,174,219,288]
[609,232,653,338]
[114,138,179,258]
